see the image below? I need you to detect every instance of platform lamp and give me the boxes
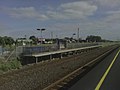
[37,28,46,44]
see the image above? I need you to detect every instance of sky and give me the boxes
[0,0,120,40]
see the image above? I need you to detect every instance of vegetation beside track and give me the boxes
[0,59,21,74]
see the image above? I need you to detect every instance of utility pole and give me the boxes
[77,28,80,43]
[51,31,53,39]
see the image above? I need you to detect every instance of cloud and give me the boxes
[2,1,97,20]
[96,0,120,8]
[3,7,49,20]
[80,9,120,40]
[47,1,97,19]
[48,7,120,40]
[104,9,120,23]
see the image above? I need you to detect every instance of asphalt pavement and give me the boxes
[69,48,120,90]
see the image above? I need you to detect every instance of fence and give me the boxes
[0,46,17,61]
[67,43,98,49]
[16,43,99,57]
[0,42,116,61]
[16,44,58,56]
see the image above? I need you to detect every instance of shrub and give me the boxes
[0,59,22,73]
[10,59,22,69]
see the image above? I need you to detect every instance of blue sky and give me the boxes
[0,0,120,40]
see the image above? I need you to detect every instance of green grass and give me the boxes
[0,59,22,73]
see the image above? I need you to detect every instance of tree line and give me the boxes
[86,35,102,42]
[0,36,14,46]
[0,35,112,47]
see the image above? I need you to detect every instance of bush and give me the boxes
[0,59,22,72]
[0,64,9,72]
[10,59,22,69]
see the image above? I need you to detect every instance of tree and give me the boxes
[64,37,70,40]
[0,36,14,46]
[29,36,38,44]
[0,36,5,46]
[86,35,102,42]
[29,36,36,40]
[3,36,14,46]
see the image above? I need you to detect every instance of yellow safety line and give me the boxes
[95,49,120,90]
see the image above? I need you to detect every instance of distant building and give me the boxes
[37,38,54,44]
[16,38,32,46]
[45,39,53,44]
[37,38,46,44]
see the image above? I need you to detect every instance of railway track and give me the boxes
[0,45,119,90]
[43,45,118,90]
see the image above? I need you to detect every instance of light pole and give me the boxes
[37,28,46,44]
